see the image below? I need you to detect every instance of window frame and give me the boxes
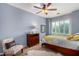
[51,19,71,35]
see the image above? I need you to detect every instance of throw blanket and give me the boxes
[43,35,79,50]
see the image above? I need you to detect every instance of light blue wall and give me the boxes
[0,3,46,52]
[71,10,79,34]
[46,10,79,34]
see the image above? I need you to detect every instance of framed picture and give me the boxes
[41,25,46,33]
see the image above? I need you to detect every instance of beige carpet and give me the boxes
[20,44,63,56]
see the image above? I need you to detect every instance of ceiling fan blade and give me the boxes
[48,8,57,11]
[47,3,51,7]
[36,11,42,14]
[41,3,46,9]
[41,3,45,6]
[34,6,41,9]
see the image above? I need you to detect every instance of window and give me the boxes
[51,20,70,34]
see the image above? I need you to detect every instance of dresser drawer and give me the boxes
[27,34,39,47]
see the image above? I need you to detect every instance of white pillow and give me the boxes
[2,38,14,50]
[75,33,79,35]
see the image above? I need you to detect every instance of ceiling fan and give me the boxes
[34,3,57,15]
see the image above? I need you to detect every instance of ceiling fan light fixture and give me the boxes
[34,3,57,15]
[42,9,48,14]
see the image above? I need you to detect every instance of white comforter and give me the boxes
[42,38,79,50]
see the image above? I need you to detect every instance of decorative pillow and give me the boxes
[72,35,79,41]
[5,40,16,49]
[67,35,74,40]
[75,33,79,35]
[44,35,54,42]
[10,40,16,47]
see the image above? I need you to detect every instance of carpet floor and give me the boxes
[20,44,63,56]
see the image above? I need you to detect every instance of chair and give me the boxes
[2,38,24,56]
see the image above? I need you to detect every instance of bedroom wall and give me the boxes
[46,10,79,35]
[0,4,46,52]
[71,10,79,34]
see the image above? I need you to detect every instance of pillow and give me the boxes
[5,40,16,49]
[67,35,74,40]
[71,35,79,41]
[75,33,79,35]
[44,35,54,42]
[10,40,16,47]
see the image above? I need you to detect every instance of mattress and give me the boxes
[43,38,79,50]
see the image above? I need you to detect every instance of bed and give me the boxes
[42,35,79,56]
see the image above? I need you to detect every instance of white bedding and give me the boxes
[42,38,79,50]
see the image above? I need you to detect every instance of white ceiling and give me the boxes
[8,3,79,18]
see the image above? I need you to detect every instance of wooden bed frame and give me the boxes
[42,43,79,56]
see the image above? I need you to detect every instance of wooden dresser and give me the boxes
[27,34,39,47]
